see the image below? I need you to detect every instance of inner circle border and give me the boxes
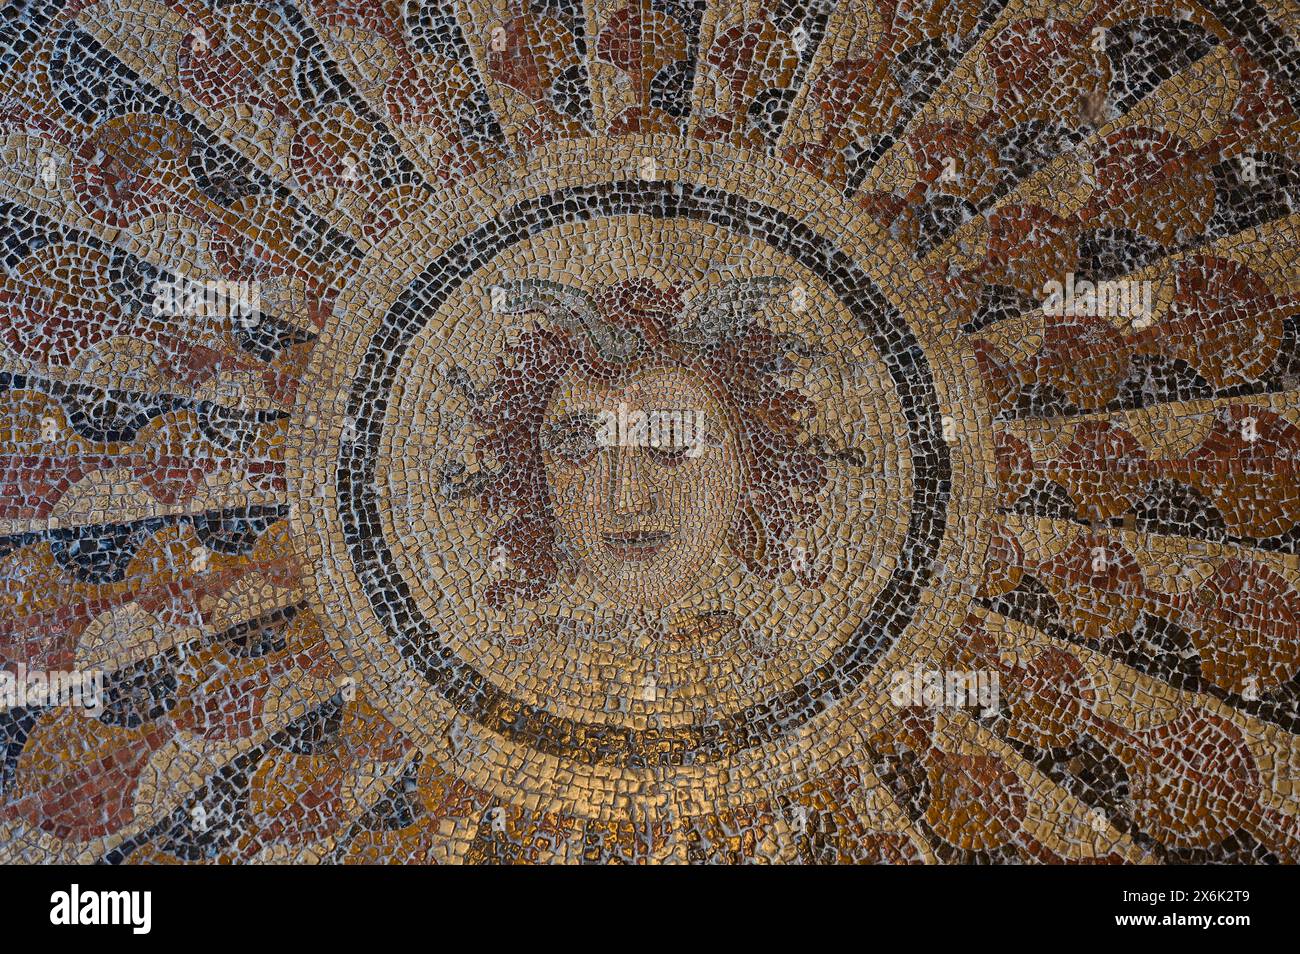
[338,179,952,767]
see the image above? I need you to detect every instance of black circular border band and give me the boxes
[338,180,952,767]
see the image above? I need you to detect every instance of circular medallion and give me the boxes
[291,140,994,815]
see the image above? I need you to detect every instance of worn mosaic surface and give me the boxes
[0,0,1298,864]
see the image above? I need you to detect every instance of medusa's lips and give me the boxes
[602,529,674,561]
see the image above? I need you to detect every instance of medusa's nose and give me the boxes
[607,448,657,518]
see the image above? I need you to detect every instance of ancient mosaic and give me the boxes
[0,0,1298,865]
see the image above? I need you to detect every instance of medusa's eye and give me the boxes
[541,414,600,464]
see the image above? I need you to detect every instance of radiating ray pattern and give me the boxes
[0,0,1297,864]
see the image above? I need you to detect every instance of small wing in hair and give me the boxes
[488,277,642,361]
[672,277,790,346]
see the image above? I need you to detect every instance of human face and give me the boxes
[541,365,743,608]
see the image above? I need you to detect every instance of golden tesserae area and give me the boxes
[0,0,1299,868]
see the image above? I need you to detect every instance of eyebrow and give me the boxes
[548,412,600,432]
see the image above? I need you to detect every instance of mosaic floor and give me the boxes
[0,0,1298,865]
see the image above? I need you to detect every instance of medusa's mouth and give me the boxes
[602,530,674,561]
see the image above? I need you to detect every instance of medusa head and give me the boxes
[448,275,843,610]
